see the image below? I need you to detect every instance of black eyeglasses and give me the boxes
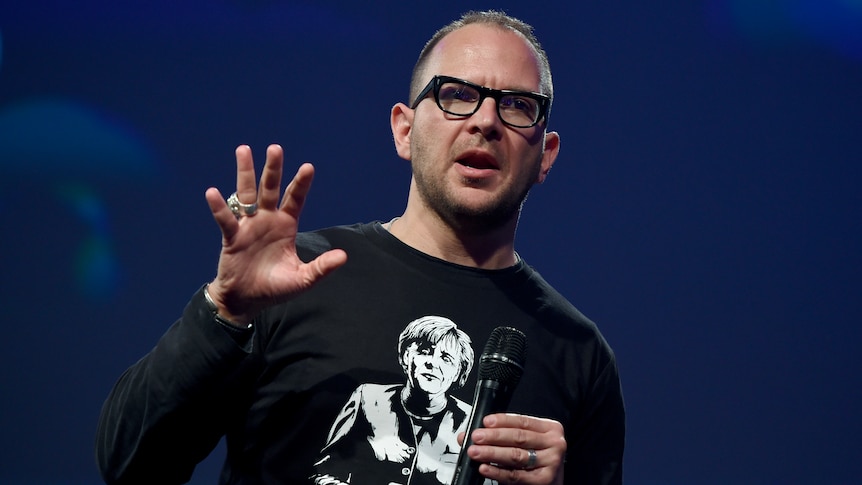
[410,75,551,128]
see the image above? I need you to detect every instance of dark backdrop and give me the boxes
[1,1,860,484]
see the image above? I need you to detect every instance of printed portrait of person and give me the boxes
[312,315,478,485]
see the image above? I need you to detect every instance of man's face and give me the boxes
[402,24,559,231]
[404,340,462,396]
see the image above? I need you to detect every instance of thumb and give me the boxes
[306,249,348,282]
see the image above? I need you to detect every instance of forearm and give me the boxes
[96,286,257,484]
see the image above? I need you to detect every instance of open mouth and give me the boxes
[457,152,499,170]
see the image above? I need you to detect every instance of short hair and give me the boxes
[398,315,475,389]
[409,10,554,106]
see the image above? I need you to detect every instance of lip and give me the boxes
[454,149,500,178]
[420,372,440,381]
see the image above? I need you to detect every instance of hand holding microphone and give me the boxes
[451,326,526,485]
[451,327,568,485]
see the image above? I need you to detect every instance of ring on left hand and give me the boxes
[524,449,538,470]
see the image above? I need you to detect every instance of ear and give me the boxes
[391,103,414,161]
[536,131,560,184]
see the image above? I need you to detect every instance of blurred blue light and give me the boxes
[0,98,157,180]
[705,0,862,60]
[57,184,121,300]
[75,234,121,300]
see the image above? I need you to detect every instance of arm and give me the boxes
[562,357,625,485]
[95,288,256,484]
[96,144,348,483]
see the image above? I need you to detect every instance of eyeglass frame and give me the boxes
[409,75,551,129]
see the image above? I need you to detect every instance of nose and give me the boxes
[468,97,503,136]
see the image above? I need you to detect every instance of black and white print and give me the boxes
[312,315,485,485]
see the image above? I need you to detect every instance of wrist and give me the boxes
[204,283,253,329]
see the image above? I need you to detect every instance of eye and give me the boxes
[439,84,479,103]
[500,95,539,115]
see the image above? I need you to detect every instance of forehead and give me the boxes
[409,336,460,355]
[425,24,542,91]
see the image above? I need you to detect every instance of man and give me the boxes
[312,316,474,484]
[96,10,625,485]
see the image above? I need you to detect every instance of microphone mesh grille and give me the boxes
[478,326,527,385]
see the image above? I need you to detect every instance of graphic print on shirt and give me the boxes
[311,315,488,485]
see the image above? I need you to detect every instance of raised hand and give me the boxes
[460,413,567,485]
[203,144,347,326]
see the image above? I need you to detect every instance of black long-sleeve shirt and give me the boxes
[96,222,625,484]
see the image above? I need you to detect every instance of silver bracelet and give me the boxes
[203,284,253,330]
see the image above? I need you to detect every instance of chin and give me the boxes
[451,200,522,229]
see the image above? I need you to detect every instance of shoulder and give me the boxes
[354,382,400,400]
[514,263,617,362]
[335,384,401,417]
[295,222,380,260]
[513,263,599,333]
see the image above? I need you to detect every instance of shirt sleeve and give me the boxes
[95,285,259,485]
[565,353,626,485]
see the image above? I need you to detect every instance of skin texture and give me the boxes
[204,22,566,485]
[389,24,560,270]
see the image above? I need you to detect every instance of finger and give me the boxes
[479,462,556,485]
[235,145,258,204]
[280,162,315,218]
[471,414,565,458]
[304,249,348,285]
[205,187,239,241]
[471,417,566,453]
[258,144,284,210]
[480,414,564,447]
[484,413,556,433]
[466,437,536,469]
[472,418,533,448]
[288,249,348,293]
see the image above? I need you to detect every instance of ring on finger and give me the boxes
[227,192,258,219]
[524,449,538,470]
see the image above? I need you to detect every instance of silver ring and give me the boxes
[227,192,258,218]
[524,449,538,470]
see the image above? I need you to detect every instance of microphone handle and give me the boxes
[450,380,516,485]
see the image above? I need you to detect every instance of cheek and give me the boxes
[519,147,546,181]
[412,116,457,152]
[441,363,460,381]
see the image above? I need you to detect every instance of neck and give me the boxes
[401,385,447,417]
[387,202,521,270]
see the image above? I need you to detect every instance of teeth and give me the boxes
[461,160,485,169]
[458,156,495,169]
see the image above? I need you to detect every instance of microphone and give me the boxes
[451,326,527,485]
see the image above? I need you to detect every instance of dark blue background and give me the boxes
[1,1,860,484]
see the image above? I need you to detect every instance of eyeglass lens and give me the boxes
[436,81,541,127]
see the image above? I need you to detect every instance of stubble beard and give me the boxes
[410,139,542,234]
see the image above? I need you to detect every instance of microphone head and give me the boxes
[478,326,526,385]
